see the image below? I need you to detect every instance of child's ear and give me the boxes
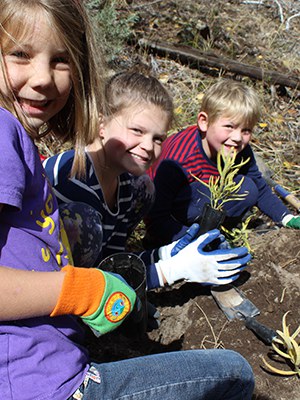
[197,111,209,132]
[99,115,105,138]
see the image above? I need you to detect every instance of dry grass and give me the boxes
[127,0,300,194]
[150,58,299,195]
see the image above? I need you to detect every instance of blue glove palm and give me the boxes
[155,229,251,286]
[158,223,201,260]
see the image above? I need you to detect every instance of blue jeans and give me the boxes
[69,349,254,399]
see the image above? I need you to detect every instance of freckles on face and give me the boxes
[126,105,169,159]
[102,104,168,148]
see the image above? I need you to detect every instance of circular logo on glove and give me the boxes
[104,292,131,323]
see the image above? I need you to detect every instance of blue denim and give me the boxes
[70,349,254,399]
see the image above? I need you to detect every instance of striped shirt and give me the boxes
[148,125,219,183]
[44,150,161,289]
[44,150,134,256]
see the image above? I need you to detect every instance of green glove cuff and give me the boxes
[82,271,136,336]
[286,216,300,229]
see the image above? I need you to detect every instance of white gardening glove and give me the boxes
[155,229,251,286]
[158,223,201,260]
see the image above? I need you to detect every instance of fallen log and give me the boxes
[136,38,300,90]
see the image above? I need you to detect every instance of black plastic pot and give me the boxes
[98,253,148,337]
[194,203,226,250]
[197,203,226,235]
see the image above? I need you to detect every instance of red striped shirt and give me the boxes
[148,125,219,184]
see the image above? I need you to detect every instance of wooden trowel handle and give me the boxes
[244,317,277,346]
[273,185,300,212]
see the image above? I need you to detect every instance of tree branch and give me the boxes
[136,38,300,89]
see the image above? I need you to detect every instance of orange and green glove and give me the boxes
[50,265,137,336]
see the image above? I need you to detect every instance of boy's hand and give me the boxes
[50,265,136,336]
[155,229,251,286]
[282,214,300,229]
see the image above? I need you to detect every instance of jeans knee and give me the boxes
[227,350,255,398]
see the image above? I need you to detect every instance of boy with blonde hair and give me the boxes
[144,79,300,247]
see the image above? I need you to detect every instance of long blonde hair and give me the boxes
[0,0,106,177]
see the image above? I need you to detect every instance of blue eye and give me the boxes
[53,56,70,64]
[132,128,142,135]
[10,50,28,59]
[154,136,165,145]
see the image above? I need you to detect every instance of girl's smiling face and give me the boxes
[99,103,169,176]
[0,11,72,133]
[198,111,253,160]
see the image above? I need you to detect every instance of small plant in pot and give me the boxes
[192,146,250,237]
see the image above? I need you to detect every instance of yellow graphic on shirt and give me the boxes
[35,193,72,266]
[36,210,55,234]
[36,194,54,231]
[41,247,51,262]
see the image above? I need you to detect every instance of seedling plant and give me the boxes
[221,211,256,252]
[192,146,252,248]
[192,146,250,211]
[263,311,300,377]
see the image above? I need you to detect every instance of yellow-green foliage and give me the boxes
[263,311,300,377]
[192,146,250,211]
[221,211,256,252]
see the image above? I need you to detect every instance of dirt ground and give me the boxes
[83,1,300,399]
[146,228,300,400]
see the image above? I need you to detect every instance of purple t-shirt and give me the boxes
[0,108,89,399]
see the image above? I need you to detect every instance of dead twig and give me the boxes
[242,0,300,30]
[280,287,287,303]
[192,300,225,349]
[281,258,298,268]
[131,0,165,8]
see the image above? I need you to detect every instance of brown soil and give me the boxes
[83,1,300,399]
[147,228,300,400]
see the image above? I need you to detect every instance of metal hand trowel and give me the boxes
[211,284,277,345]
